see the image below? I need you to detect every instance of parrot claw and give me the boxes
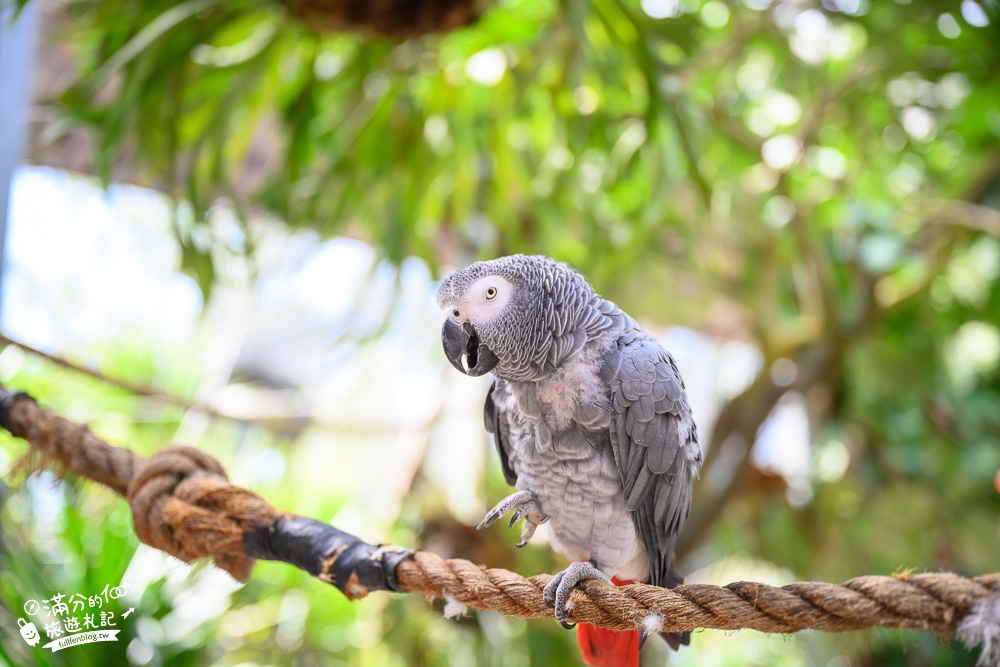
[477,491,547,549]
[542,561,613,624]
[508,503,548,530]
[515,519,541,548]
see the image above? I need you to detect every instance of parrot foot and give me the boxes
[543,561,613,624]
[477,490,548,547]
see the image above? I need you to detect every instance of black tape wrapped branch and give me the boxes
[244,516,410,598]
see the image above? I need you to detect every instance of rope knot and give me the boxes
[125,445,273,581]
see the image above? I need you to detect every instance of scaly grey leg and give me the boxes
[477,490,548,547]
[542,560,613,625]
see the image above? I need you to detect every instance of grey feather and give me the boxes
[626,462,654,510]
[484,380,518,486]
[648,417,680,474]
[609,336,702,587]
[623,448,646,492]
[630,416,650,446]
[651,379,668,402]
[601,345,623,384]
[654,395,676,414]
[634,394,655,423]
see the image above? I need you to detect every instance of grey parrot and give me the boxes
[437,254,702,666]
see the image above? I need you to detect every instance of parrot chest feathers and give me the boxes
[533,367,610,432]
[501,353,649,580]
[508,425,649,578]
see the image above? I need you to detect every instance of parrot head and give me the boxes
[437,255,595,381]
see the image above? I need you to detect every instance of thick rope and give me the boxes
[394,555,1000,635]
[4,394,280,580]
[2,391,999,648]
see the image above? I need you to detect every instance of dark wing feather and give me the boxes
[484,379,518,486]
[606,335,701,591]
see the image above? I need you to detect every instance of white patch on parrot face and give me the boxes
[442,275,514,327]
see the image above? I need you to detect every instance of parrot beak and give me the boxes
[442,319,499,377]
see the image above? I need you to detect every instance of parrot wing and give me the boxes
[606,335,701,589]
[484,379,519,486]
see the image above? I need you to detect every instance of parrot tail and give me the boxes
[576,577,641,667]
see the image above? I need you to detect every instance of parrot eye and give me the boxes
[486,287,498,300]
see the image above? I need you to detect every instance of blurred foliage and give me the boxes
[35,0,1000,306]
[4,0,1000,665]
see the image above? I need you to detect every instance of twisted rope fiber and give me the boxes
[5,395,999,639]
[396,554,1000,635]
[8,397,279,581]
